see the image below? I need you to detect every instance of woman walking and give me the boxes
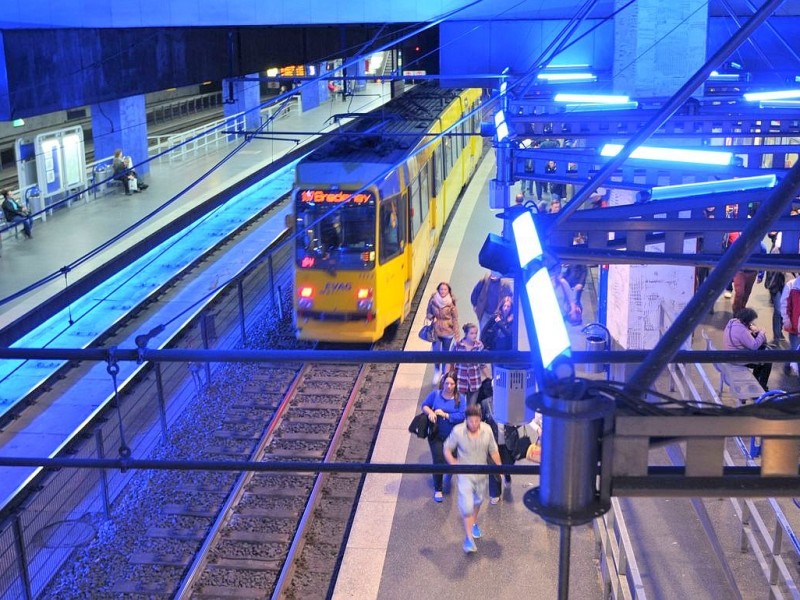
[426,281,459,385]
[454,323,487,410]
[421,373,465,502]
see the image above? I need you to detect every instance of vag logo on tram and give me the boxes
[321,282,352,294]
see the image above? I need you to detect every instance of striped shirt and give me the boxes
[454,339,485,393]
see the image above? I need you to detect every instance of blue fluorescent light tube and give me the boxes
[708,71,740,81]
[650,174,777,200]
[600,143,733,166]
[526,269,572,369]
[564,102,638,112]
[536,72,597,82]
[759,100,800,108]
[512,211,543,269]
[554,93,629,104]
[544,63,590,69]
[744,89,800,101]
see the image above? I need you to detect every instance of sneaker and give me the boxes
[471,523,482,539]
[463,536,477,553]
[433,491,443,503]
[490,496,500,505]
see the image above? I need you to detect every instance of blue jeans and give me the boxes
[9,214,32,237]
[431,335,453,373]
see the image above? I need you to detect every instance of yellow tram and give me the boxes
[293,85,483,342]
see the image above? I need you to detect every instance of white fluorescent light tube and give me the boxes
[526,269,572,369]
[600,143,733,166]
[744,89,800,101]
[650,174,777,201]
[555,93,629,103]
[564,102,638,112]
[512,210,543,269]
[708,71,740,81]
[544,64,590,69]
[759,100,800,108]
[536,72,597,82]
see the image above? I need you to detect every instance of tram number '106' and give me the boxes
[321,282,352,294]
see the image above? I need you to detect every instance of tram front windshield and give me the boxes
[295,189,376,270]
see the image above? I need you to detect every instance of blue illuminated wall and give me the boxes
[439,19,615,88]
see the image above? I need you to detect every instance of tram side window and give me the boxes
[380,195,407,262]
[432,148,442,196]
[443,137,453,175]
[450,130,458,166]
[419,167,430,221]
[409,179,423,237]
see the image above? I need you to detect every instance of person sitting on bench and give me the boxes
[112,149,149,195]
[1,189,33,239]
[723,307,772,391]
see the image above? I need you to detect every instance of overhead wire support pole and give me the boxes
[625,156,800,396]
[550,0,786,232]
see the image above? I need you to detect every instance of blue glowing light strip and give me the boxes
[744,89,800,101]
[564,102,638,112]
[525,269,572,369]
[600,143,733,166]
[708,71,740,81]
[650,174,777,200]
[512,211,543,269]
[544,63,590,69]
[759,100,800,108]
[536,72,597,82]
[554,93,629,104]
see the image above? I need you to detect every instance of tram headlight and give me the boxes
[356,288,373,311]
[298,286,314,310]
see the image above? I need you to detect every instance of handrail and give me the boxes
[594,497,648,599]
[1,98,298,228]
[660,303,800,598]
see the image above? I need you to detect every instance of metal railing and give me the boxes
[594,498,648,599]
[0,223,292,599]
[2,97,298,232]
[661,303,800,599]
[147,99,296,164]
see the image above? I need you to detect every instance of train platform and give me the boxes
[333,153,800,598]
[0,84,393,508]
[0,82,394,326]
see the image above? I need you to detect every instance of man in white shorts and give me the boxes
[444,404,501,553]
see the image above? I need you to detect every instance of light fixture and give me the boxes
[544,63,590,69]
[512,210,543,269]
[11,119,24,127]
[494,110,509,142]
[537,72,597,82]
[599,143,733,166]
[743,89,800,101]
[564,102,638,112]
[554,93,629,104]
[759,100,800,108]
[708,71,740,82]
[650,174,777,201]
[525,269,572,369]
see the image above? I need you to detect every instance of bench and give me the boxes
[701,329,764,403]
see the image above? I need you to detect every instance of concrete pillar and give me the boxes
[91,95,148,175]
[347,56,367,91]
[613,0,708,96]
[300,67,323,112]
[223,73,261,138]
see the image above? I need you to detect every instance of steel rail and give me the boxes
[174,365,309,599]
[270,364,370,599]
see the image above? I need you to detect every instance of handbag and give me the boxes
[418,323,436,342]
